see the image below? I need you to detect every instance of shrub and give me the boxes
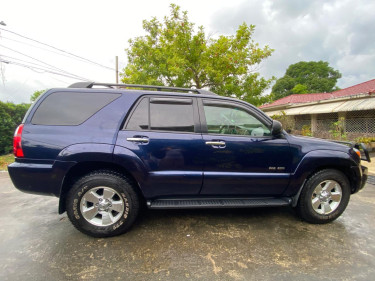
[0,102,30,155]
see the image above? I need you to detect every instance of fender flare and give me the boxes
[284,149,357,197]
[56,143,149,213]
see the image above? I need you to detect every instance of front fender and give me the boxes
[284,150,357,196]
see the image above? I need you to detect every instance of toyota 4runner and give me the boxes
[8,82,369,237]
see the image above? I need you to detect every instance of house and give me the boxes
[260,79,375,139]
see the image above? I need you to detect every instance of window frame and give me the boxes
[123,95,201,134]
[198,98,273,138]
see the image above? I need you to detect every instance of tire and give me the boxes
[296,169,350,224]
[66,170,140,237]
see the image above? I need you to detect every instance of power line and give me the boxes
[0,44,90,81]
[0,54,72,74]
[0,27,116,71]
[0,36,93,63]
[0,59,91,81]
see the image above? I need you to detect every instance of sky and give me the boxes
[1,0,374,104]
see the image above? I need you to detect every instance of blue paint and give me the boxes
[8,88,366,208]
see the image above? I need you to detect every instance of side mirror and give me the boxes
[271,120,283,136]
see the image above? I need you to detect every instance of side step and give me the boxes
[147,197,292,209]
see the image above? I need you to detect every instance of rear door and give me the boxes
[199,99,292,196]
[115,96,205,198]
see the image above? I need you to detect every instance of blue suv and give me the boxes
[8,82,369,237]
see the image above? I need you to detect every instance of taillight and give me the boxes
[13,124,24,158]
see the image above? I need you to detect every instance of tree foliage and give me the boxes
[121,4,274,106]
[0,101,29,155]
[271,61,342,100]
[30,90,45,102]
[0,89,44,155]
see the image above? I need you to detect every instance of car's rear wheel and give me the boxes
[297,169,350,224]
[66,170,139,237]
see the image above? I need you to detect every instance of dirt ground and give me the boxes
[0,172,374,281]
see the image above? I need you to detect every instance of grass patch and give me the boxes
[0,154,14,171]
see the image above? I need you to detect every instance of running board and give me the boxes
[147,197,292,209]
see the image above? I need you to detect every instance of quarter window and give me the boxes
[31,92,120,126]
[203,104,271,136]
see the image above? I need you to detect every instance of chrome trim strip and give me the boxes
[149,171,289,178]
[204,172,290,178]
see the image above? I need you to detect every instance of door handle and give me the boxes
[127,137,149,144]
[205,141,226,148]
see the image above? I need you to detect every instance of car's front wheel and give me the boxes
[297,169,350,224]
[66,170,139,237]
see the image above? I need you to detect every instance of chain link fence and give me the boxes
[274,110,375,141]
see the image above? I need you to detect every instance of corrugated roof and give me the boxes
[260,78,375,109]
[263,96,375,116]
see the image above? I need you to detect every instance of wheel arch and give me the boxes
[291,165,354,207]
[58,161,145,214]
[287,150,360,202]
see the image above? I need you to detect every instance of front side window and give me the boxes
[203,104,271,137]
[125,97,195,133]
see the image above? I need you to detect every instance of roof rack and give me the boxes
[68,82,217,96]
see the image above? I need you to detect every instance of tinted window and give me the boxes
[150,101,194,132]
[204,104,271,136]
[126,98,149,130]
[32,92,120,125]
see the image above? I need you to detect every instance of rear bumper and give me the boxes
[8,160,75,197]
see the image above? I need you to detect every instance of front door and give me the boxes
[199,99,292,196]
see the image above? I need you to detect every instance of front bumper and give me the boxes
[360,165,368,191]
[350,164,368,194]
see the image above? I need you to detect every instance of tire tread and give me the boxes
[66,169,139,237]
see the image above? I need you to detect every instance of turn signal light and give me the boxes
[353,148,361,159]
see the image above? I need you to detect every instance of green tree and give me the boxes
[30,90,45,102]
[271,61,341,100]
[121,4,275,106]
[0,103,14,154]
[0,101,30,155]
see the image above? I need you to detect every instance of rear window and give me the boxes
[31,92,120,125]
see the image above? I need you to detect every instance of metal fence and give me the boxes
[280,110,375,140]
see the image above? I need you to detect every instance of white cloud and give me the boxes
[210,0,375,89]
[0,0,374,103]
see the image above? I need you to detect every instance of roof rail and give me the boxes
[68,82,217,95]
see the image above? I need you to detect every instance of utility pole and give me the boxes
[0,21,7,84]
[115,56,118,83]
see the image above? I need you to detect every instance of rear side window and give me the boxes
[31,92,120,125]
[150,102,194,132]
[125,97,195,133]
